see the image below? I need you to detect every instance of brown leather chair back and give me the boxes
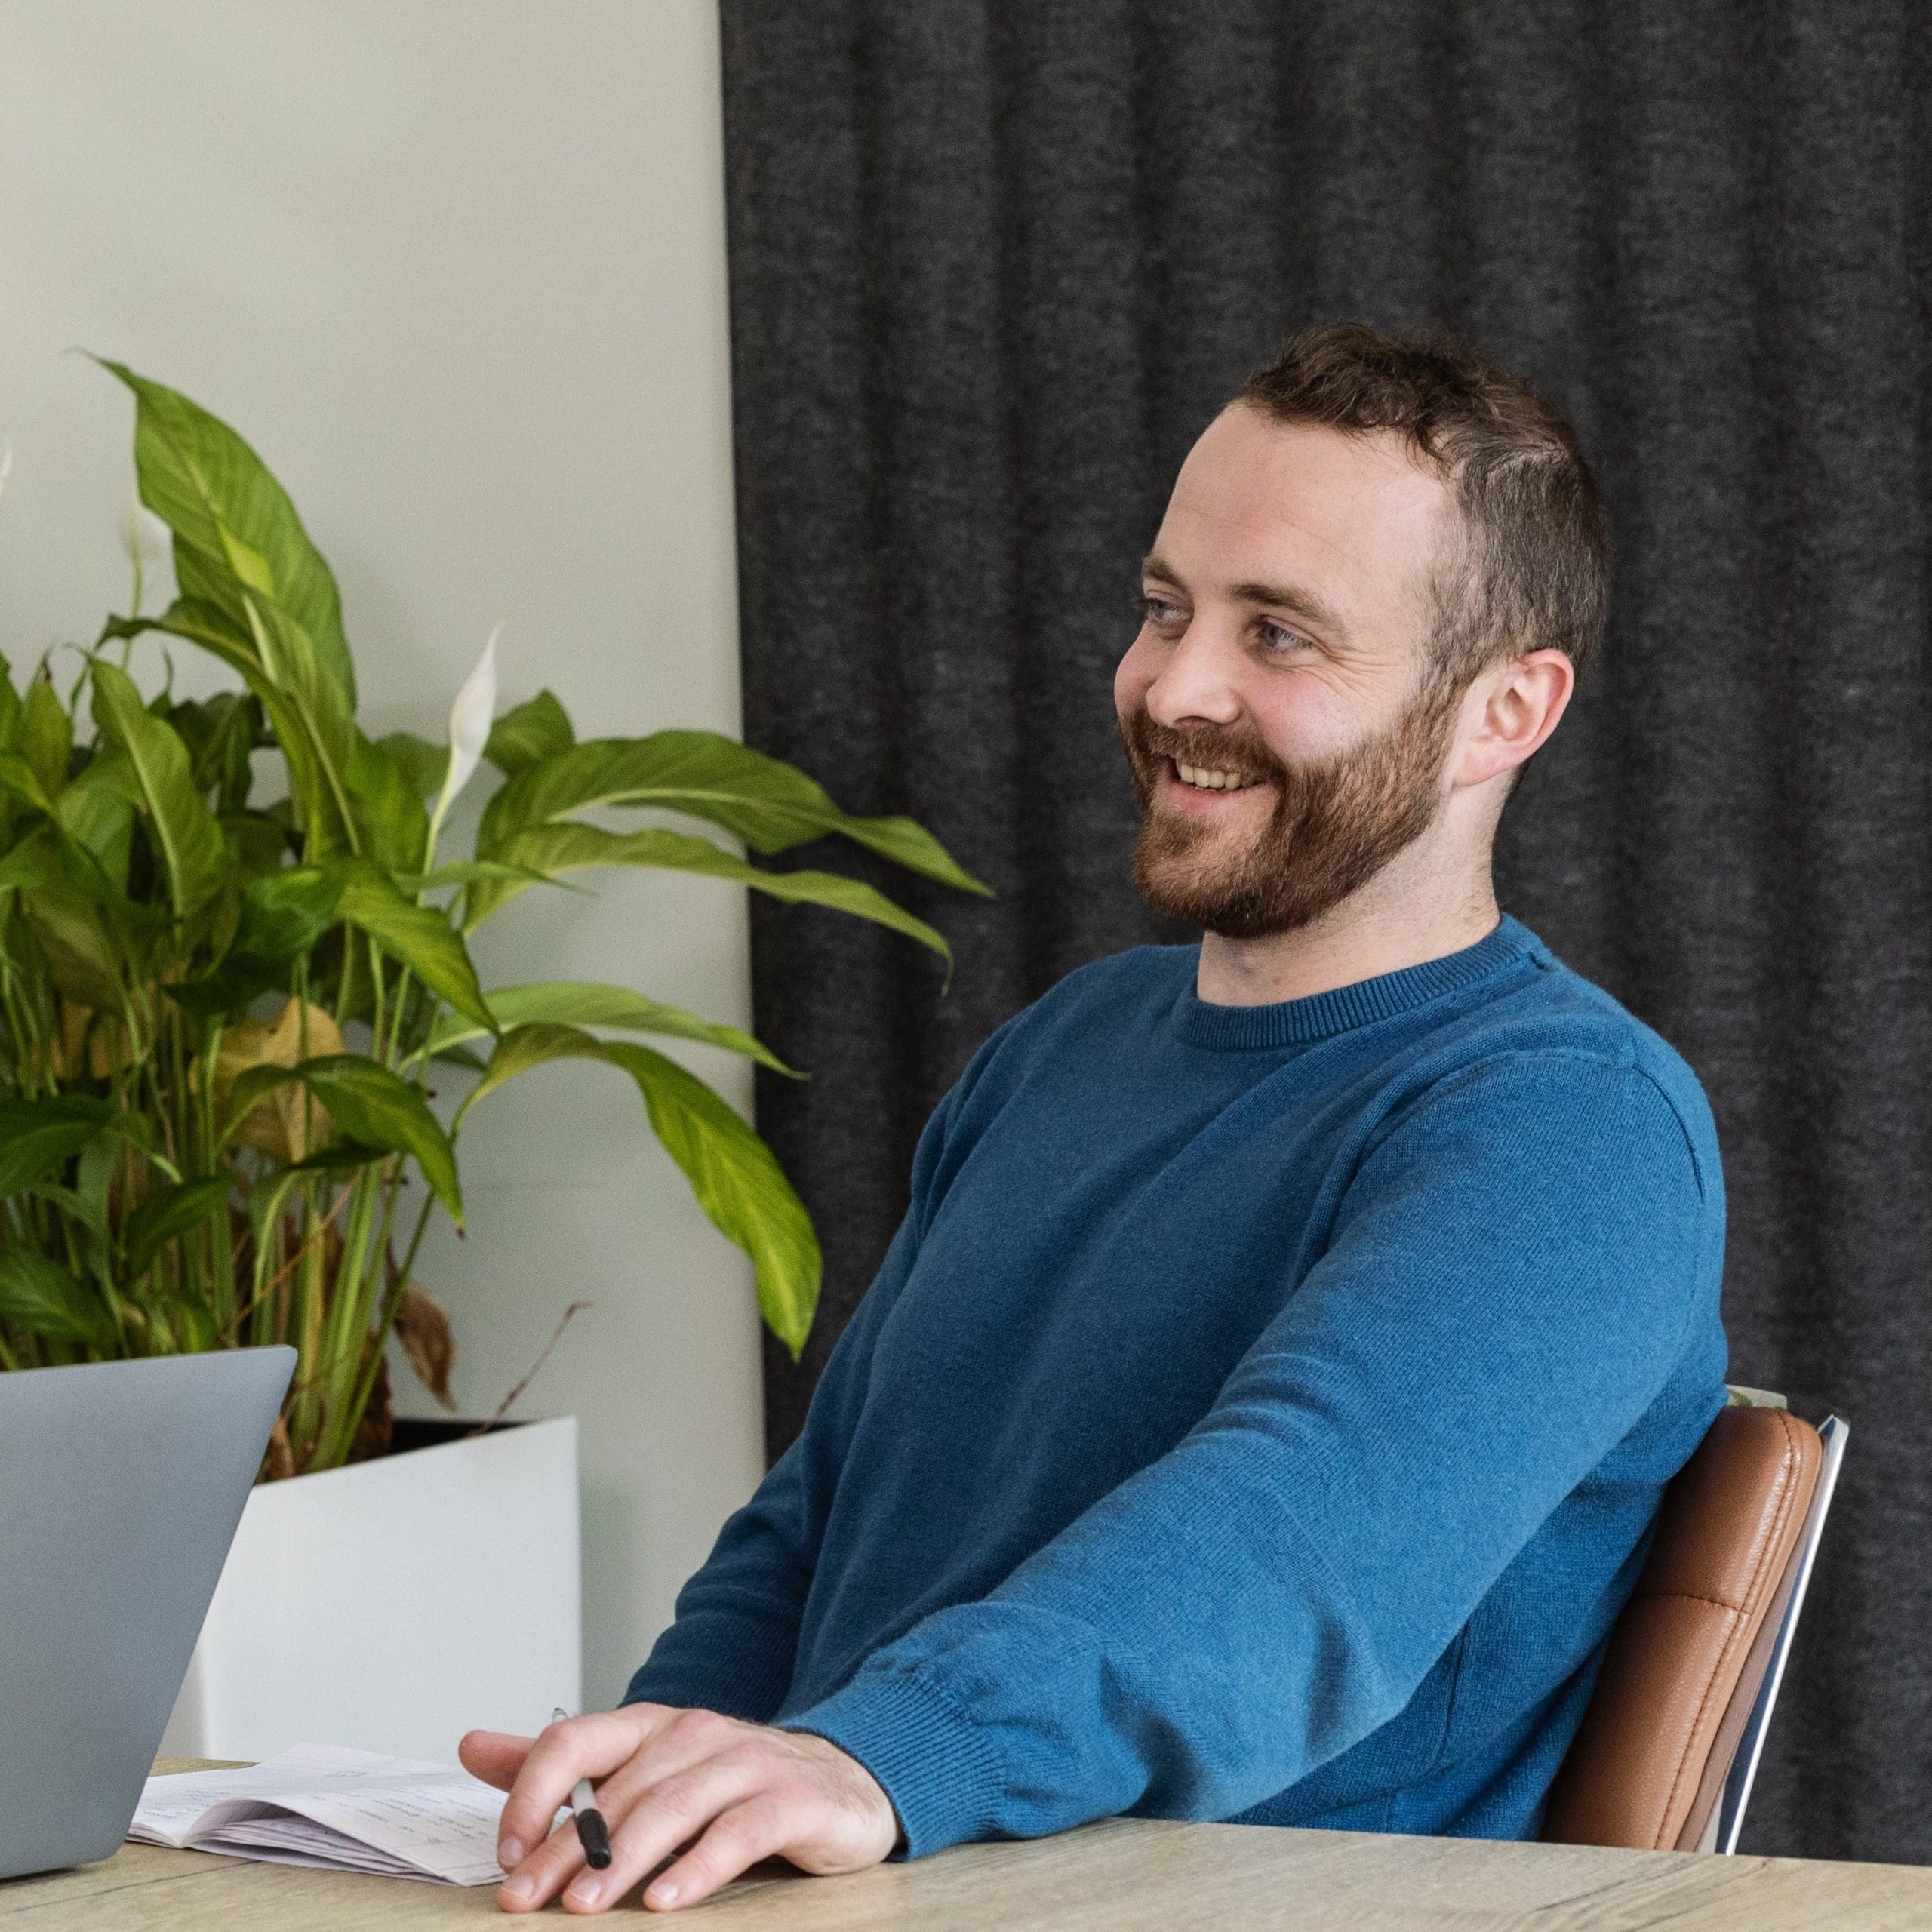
[1541,1404,1825,1853]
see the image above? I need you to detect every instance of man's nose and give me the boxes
[1144,628,1245,730]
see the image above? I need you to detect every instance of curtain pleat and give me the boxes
[719,0,1932,1860]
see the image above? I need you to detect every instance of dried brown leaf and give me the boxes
[395,1280,457,1411]
[200,997,344,1161]
[261,1413,296,1483]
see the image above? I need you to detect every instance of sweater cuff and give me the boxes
[777,1666,1004,1859]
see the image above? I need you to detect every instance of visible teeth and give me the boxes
[1177,761,1252,792]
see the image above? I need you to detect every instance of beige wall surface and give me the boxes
[0,0,764,1708]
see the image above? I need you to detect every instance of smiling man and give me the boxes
[462,322,1730,1913]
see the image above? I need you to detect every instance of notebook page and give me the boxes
[192,1811,423,1880]
[131,1744,515,1887]
[131,1747,442,1845]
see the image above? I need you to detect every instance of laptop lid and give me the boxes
[0,1346,294,1880]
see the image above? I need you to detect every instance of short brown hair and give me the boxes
[1232,321,1609,692]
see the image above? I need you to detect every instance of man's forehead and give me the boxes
[1152,409,1451,626]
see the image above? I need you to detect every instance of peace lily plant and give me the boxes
[0,365,984,1477]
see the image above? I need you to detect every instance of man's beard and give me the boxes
[1119,684,1462,940]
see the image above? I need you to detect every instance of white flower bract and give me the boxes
[426,622,502,860]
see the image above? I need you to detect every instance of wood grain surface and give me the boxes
[4,1764,1930,1928]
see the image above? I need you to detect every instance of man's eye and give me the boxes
[1259,620,1312,655]
[1140,595,1186,626]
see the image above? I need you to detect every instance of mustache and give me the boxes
[1120,709,1288,786]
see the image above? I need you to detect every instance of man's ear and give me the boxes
[1451,648,1574,789]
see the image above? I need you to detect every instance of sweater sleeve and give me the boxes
[774,1051,1718,1854]
[617,1212,918,1721]
[620,1041,991,1721]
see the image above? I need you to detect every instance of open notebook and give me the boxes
[131,1744,529,1887]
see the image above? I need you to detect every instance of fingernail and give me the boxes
[567,1874,605,1907]
[500,1838,525,1868]
[500,1872,535,1903]
[650,1881,681,1907]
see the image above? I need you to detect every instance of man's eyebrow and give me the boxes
[1140,553,1351,641]
[1227,577,1351,640]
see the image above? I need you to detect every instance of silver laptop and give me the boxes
[0,1346,294,1880]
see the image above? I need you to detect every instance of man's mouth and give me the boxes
[1168,757,1264,794]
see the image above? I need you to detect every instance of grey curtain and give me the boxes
[718,0,1932,1863]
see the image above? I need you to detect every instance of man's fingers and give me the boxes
[643,1797,790,1912]
[558,1758,764,1915]
[458,1730,534,1794]
[495,1707,672,1868]
[494,1817,586,1915]
[568,1709,752,1829]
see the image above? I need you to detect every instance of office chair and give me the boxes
[1540,1392,1847,1855]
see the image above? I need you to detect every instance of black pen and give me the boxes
[552,1707,613,1869]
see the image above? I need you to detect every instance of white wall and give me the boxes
[0,0,764,1709]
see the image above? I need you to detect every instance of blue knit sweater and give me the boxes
[625,915,1730,1855]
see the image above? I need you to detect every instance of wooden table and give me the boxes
[6,1764,1931,1929]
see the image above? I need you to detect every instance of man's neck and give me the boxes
[1195,866,1502,1008]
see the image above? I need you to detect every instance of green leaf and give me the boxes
[238,595,364,860]
[121,1174,232,1278]
[73,1128,126,1239]
[135,599,364,862]
[21,671,72,801]
[457,1023,818,1355]
[280,1140,395,1179]
[0,654,22,752]
[0,776,150,946]
[424,980,797,1075]
[398,858,578,895]
[376,731,448,802]
[0,1251,116,1351]
[0,750,54,816]
[217,522,275,598]
[171,690,260,812]
[89,658,228,921]
[220,811,290,881]
[171,863,344,1017]
[346,731,429,875]
[97,360,355,709]
[29,1180,109,1241]
[334,862,494,1033]
[473,823,955,977]
[236,863,346,958]
[294,1058,462,1226]
[222,1054,462,1226]
[20,880,127,1010]
[54,753,139,891]
[0,1094,115,1198]
[477,731,988,894]
[485,690,574,777]
[0,820,61,892]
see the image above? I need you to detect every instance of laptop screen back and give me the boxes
[0,1347,294,1880]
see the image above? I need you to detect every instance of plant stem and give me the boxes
[335,1174,430,1466]
[368,934,387,1060]
[313,1162,382,1462]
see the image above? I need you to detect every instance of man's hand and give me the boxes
[457,1706,901,1914]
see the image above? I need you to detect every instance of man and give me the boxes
[462,322,1729,1915]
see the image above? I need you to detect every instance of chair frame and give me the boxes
[1702,1410,1849,1854]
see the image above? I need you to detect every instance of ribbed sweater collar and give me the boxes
[1178,914,1540,1051]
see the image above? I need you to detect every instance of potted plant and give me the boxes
[0,364,983,1759]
